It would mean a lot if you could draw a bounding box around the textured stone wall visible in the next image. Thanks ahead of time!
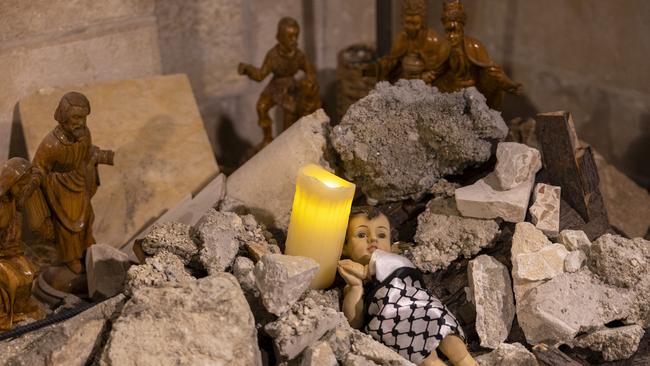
[0,0,162,164]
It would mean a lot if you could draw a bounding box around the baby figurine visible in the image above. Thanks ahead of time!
[338,207,478,366]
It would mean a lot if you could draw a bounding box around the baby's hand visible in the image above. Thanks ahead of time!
[338,259,366,286]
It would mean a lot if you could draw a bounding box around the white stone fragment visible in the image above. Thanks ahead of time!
[254,254,319,316]
[529,183,561,238]
[476,342,538,366]
[558,230,591,253]
[511,223,552,303]
[467,255,515,349]
[301,341,338,366]
[564,250,586,273]
[455,174,534,223]
[514,244,569,281]
[494,142,542,190]
[573,325,645,361]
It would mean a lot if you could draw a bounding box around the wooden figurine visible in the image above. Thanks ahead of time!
[338,207,478,366]
[0,158,44,330]
[29,92,114,281]
[375,0,449,84]
[238,17,321,147]
[433,0,522,109]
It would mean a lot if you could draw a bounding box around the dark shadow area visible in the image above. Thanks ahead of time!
[317,68,338,124]
[215,114,254,173]
[9,103,29,160]
[301,0,316,63]
[622,112,650,190]
[376,0,393,57]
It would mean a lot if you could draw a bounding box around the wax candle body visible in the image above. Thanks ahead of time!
[285,164,355,289]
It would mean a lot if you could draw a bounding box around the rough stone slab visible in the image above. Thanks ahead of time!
[494,142,542,190]
[517,269,635,345]
[102,273,262,366]
[455,173,535,223]
[140,221,198,264]
[564,250,586,273]
[86,244,131,300]
[224,109,331,230]
[467,255,515,349]
[125,250,194,295]
[331,80,507,203]
[265,298,342,360]
[409,202,500,272]
[594,151,650,238]
[558,230,591,253]
[254,254,319,316]
[511,222,552,302]
[588,234,650,327]
[322,326,415,366]
[476,343,538,366]
[514,244,569,281]
[0,295,126,366]
[0,17,162,166]
[529,183,561,238]
[573,325,645,361]
[18,75,218,249]
[301,341,338,366]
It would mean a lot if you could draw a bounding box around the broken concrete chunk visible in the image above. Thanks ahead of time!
[476,342,538,366]
[514,244,569,281]
[322,326,415,366]
[232,256,257,294]
[517,269,635,345]
[558,230,591,253]
[194,210,244,274]
[265,298,342,360]
[511,222,552,302]
[140,221,198,264]
[494,142,542,191]
[301,341,338,366]
[467,255,515,349]
[455,173,534,223]
[254,254,319,316]
[529,183,561,238]
[125,250,193,295]
[86,244,131,300]
[573,325,645,361]
[0,295,126,366]
[343,354,381,366]
[564,250,586,273]
[300,289,342,312]
[331,80,507,203]
[103,273,262,366]
[224,109,332,230]
[409,203,500,272]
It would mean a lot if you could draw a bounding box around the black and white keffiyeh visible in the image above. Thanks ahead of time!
[364,250,464,364]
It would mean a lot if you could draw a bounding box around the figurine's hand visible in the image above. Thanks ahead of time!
[508,83,523,95]
[421,71,437,84]
[338,259,366,286]
[238,63,251,76]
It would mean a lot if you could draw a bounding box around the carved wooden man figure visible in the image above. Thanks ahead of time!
[31,92,114,278]
[433,0,522,109]
[238,17,321,147]
[0,158,44,330]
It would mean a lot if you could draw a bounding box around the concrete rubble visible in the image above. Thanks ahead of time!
[528,183,561,237]
[564,250,587,273]
[331,80,507,203]
[124,250,194,295]
[494,142,542,191]
[558,229,592,253]
[573,325,645,361]
[0,295,126,366]
[467,255,515,349]
[322,326,415,366]
[223,109,333,230]
[140,221,199,264]
[476,342,538,366]
[513,244,569,281]
[254,254,319,316]
[516,269,635,345]
[86,244,131,300]
[194,209,273,274]
[455,143,541,223]
[102,273,262,366]
[300,341,338,366]
[408,199,500,272]
[510,222,554,303]
[265,298,343,360]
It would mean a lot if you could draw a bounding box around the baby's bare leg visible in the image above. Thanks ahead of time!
[438,335,478,366]
[419,350,447,366]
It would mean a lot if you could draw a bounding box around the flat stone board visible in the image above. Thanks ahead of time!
[19,74,219,248]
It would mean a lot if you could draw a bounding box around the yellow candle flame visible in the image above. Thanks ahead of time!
[285,164,355,289]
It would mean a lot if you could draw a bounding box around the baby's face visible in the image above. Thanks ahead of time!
[344,213,391,265]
